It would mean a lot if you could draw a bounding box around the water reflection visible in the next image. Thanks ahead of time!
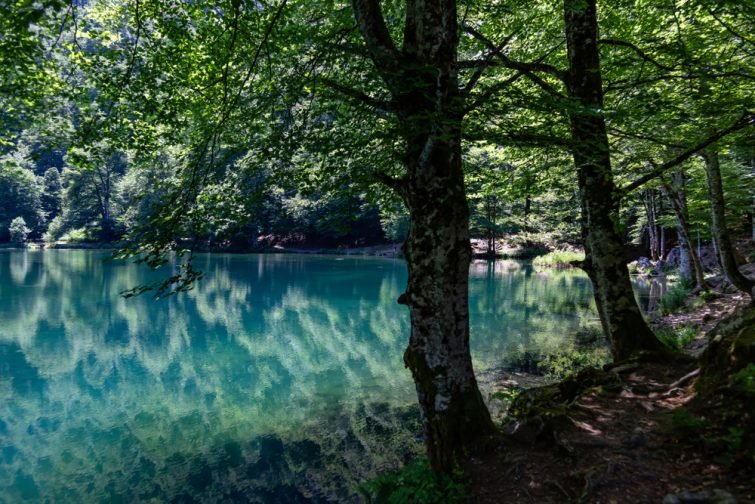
[469,260,599,369]
[632,275,668,313]
[0,251,598,502]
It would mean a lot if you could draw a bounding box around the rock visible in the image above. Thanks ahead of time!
[662,489,736,504]
[636,256,653,269]
[665,244,721,272]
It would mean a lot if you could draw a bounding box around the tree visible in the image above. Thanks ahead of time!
[349,0,495,470]
[9,216,30,244]
[702,148,755,299]
[41,167,62,220]
[661,169,708,290]
[0,146,44,241]
[563,0,668,359]
[61,144,127,241]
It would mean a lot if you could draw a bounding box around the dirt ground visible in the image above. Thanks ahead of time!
[465,284,754,504]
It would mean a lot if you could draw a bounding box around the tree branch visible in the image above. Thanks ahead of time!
[599,38,675,71]
[374,170,408,200]
[463,25,567,82]
[351,0,401,93]
[620,112,755,195]
[319,77,393,112]
[460,31,518,94]
[607,125,684,148]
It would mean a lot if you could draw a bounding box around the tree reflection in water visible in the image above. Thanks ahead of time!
[0,251,600,502]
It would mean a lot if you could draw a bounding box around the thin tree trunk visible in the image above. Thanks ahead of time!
[351,0,495,471]
[702,149,754,298]
[662,171,708,290]
[660,226,665,261]
[564,0,666,360]
[644,190,658,261]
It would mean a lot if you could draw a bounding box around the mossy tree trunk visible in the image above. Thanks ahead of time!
[564,0,667,360]
[351,0,495,472]
[702,149,755,299]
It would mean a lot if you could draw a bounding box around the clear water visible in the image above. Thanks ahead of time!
[0,251,597,503]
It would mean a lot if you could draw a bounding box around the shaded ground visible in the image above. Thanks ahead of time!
[466,272,754,504]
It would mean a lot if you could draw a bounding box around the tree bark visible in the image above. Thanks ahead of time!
[564,0,666,360]
[643,189,659,261]
[352,0,494,472]
[662,170,708,290]
[702,149,755,298]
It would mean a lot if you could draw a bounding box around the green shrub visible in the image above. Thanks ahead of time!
[359,459,466,504]
[8,216,30,244]
[532,249,585,268]
[698,290,717,302]
[655,325,697,351]
[731,364,755,395]
[60,227,89,243]
[43,216,65,242]
[660,279,693,315]
[538,346,611,380]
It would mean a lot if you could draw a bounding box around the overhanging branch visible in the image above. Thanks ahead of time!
[463,25,567,82]
[620,112,755,195]
[599,38,675,71]
[319,77,393,112]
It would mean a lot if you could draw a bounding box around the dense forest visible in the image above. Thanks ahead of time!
[1,0,754,501]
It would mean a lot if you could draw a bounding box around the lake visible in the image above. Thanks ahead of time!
[0,250,598,502]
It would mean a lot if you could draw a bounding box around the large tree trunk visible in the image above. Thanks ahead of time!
[702,149,755,298]
[564,0,666,360]
[662,170,708,290]
[351,0,494,472]
[401,125,495,472]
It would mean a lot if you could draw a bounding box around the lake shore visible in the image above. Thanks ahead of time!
[464,265,755,503]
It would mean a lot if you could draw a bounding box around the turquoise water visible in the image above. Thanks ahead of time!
[0,251,597,502]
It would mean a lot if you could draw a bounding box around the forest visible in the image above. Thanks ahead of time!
[1,0,754,502]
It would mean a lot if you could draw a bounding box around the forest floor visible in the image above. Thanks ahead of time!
[466,272,754,504]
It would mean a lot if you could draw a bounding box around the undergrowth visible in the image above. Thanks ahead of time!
[359,459,466,504]
[655,325,697,351]
[660,278,694,315]
[538,346,611,380]
[532,249,585,268]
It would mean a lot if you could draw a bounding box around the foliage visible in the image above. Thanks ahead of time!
[660,279,694,315]
[60,228,91,243]
[731,364,755,396]
[8,217,31,244]
[0,145,45,241]
[359,459,466,504]
[532,250,585,269]
[655,325,697,351]
[490,387,522,416]
[538,346,611,380]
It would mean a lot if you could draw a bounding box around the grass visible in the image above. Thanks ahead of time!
[655,325,697,351]
[532,249,585,268]
[659,278,694,315]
